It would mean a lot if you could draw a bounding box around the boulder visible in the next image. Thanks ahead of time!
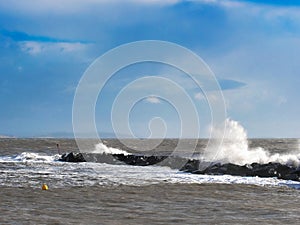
[112,154,168,166]
[59,152,86,162]
[181,160,300,182]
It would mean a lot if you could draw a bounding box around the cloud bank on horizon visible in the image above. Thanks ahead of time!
[0,0,299,138]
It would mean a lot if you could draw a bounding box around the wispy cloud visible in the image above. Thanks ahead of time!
[0,0,179,14]
[189,0,247,8]
[194,92,205,100]
[19,41,88,55]
[145,96,161,104]
[1,30,90,55]
[194,91,220,102]
[218,79,246,90]
[190,0,300,22]
[1,0,300,17]
[0,29,87,43]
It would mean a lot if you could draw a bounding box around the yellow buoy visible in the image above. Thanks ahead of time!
[42,184,49,190]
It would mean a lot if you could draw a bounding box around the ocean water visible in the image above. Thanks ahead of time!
[1,137,300,224]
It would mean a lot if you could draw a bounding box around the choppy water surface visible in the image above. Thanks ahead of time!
[1,138,300,224]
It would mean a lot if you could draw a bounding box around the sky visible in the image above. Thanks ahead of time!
[0,0,299,138]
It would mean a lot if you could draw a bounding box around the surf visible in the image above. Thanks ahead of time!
[204,119,300,166]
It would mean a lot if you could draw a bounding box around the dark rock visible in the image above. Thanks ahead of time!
[180,159,199,172]
[112,154,168,166]
[59,152,86,162]
[249,162,293,179]
[184,160,300,182]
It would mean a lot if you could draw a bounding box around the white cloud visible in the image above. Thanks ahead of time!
[1,0,300,20]
[194,92,205,100]
[19,42,42,55]
[145,96,161,104]
[0,0,179,14]
[190,0,247,8]
[191,0,300,22]
[194,91,222,103]
[19,41,88,55]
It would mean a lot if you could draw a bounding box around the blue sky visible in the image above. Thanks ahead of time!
[0,0,299,138]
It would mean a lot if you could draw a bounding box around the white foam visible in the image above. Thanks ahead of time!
[1,155,299,189]
[0,152,60,162]
[205,119,300,166]
[84,163,300,189]
[93,142,130,155]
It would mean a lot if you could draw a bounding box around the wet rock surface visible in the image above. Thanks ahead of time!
[112,154,168,166]
[59,152,86,163]
[181,159,300,182]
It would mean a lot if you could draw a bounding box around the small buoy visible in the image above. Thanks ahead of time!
[42,184,49,190]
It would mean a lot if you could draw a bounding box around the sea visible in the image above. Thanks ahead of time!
[1,136,300,224]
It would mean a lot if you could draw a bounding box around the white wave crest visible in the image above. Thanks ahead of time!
[0,152,60,162]
[205,119,300,166]
[93,143,130,155]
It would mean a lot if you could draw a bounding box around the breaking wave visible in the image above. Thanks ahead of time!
[205,119,300,166]
[90,119,300,168]
[0,152,60,163]
[93,142,130,155]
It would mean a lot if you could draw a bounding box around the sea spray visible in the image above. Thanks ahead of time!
[205,119,300,166]
[93,142,130,155]
[0,152,60,162]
